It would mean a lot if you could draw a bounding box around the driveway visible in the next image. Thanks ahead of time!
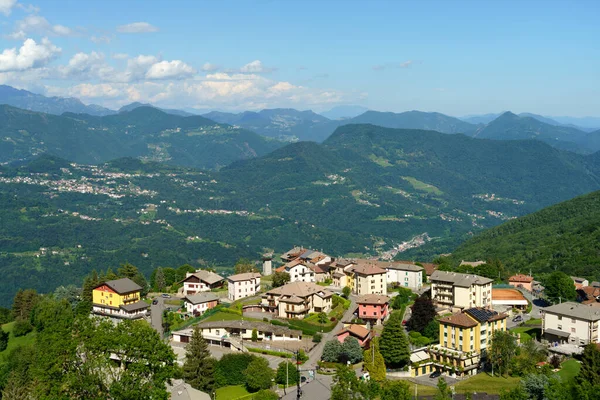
[411,374,460,387]
[151,296,165,338]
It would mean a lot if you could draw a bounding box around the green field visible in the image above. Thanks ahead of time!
[215,385,252,400]
[557,359,581,382]
[401,176,443,195]
[453,373,521,394]
[509,326,541,342]
[203,312,262,323]
[0,321,36,358]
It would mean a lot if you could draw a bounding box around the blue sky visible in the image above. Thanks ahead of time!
[0,0,598,116]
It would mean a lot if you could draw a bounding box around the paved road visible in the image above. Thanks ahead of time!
[280,373,334,400]
[151,297,165,338]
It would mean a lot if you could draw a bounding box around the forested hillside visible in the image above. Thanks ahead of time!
[450,190,600,281]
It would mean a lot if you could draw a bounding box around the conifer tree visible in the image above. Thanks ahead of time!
[182,326,216,392]
[155,267,166,291]
[363,337,386,381]
[379,313,410,368]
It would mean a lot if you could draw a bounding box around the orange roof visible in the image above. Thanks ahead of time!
[492,289,527,301]
[338,324,370,339]
[439,313,478,328]
[509,274,534,283]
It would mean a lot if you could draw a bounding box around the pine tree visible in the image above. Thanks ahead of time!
[155,267,166,291]
[182,326,216,392]
[379,314,410,368]
[363,337,386,381]
[118,262,139,279]
[105,267,118,281]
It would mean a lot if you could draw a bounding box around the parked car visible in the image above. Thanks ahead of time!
[512,315,523,322]
[152,299,158,305]
[161,293,171,298]
[429,370,441,379]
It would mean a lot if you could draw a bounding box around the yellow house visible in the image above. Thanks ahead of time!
[92,278,149,319]
[427,308,508,377]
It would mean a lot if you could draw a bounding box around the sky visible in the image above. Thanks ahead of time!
[0,0,598,116]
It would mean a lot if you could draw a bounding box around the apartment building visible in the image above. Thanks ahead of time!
[184,293,219,315]
[227,272,261,301]
[261,281,333,319]
[275,259,315,283]
[92,278,149,319]
[542,302,600,345]
[386,262,424,291]
[182,270,225,295]
[430,270,493,310]
[356,294,390,325]
[428,308,507,377]
[352,263,387,295]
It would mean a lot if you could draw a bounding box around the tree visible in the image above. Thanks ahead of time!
[489,331,518,377]
[341,336,363,364]
[391,287,412,309]
[379,314,410,368]
[12,318,33,337]
[342,286,351,298]
[575,343,600,399]
[500,387,529,400]
[117,262,139,278]
[272,271,290,288]
[12,289,39,320]
[331,365,370,400]
[434,377,452,400]
[275,361,299,386]
[544,271,576,304]
[182,326,216,392]
[214,353,257,387]
[380,379,411,400]
[422,320,440,340]
[82,270,99,302]
[318,312,328,325]
[53,285,81,307]
[322,339,343,362]
[522,373,549,400]
[243,357,274,392]
[234,258,257,274]
[104,267,118,281]
[0,328,8,352]
[251,328,258,342]
[253,389,279,400]
[0,307,13,325]
[407,295,437,333]
[363,338,386,382]
[155,267,166,291]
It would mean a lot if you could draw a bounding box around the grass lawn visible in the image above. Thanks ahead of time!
[215,385,252,400]
[0,321,36,357]
[402,381,438,397]
[557,359,580,382]
[509,326,541,342]
[526,318,542,325]
[204,312,262,323]
[453,373,521,394]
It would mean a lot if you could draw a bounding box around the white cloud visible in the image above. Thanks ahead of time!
[90,35,112,44]
[111,53,129,60]
[9,15,75,39]
[146,60,195,80]
[0,37,61,72]
[0,0,16,16]
[16,3,40,13]
[117,22,159,33]
[201,62,219,72]
[240,60,274,73]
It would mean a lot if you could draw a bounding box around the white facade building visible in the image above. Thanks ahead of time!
[227,272,261,301]
[386,263,424,291]
[542,302,600,346]
[430,270,493,310]
[184,293,219,315]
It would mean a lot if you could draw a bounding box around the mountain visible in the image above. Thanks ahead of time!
[461,113,503,125]
[474,112,592,153]
[118,102,196,117]
[349,111,479,135]
[3,123,600,304]
[551,116,600,131]
[320,105,369,120]
[0,85,115,116]
[0,105,283,169]
[450,190,600,281]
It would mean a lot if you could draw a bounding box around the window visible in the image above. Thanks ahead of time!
[558,316,563,321]
[571,318,576,323]
[444,332,447,337]
[571,327,576,333]
[558,325,562,330]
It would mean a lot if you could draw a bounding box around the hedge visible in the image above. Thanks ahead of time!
[247,347,293,358]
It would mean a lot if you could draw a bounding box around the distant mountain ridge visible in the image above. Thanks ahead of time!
[118,102,196,117]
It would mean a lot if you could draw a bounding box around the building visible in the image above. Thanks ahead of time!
[508,274,534,292]
[491,289,528,310]
[410,349,435,377]
[542,302,600,345]
[351,263,387,295]
[459,260,486,268]
[182,270,225,295]
[227,272,261,301]
[356,294,390,326]
[572,276,590,290]
[386,262,424,291]
[169,380,211,400]
[430,270,493,310]
[171,320,302,350]
[92,278,149,319]
[336,324,371,347]
[428,308,508,377]
[275,259,315,283]
[577,286,600,306]
[261,281,333,319]
[184,293,219,315]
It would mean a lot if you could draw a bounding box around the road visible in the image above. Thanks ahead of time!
[151,296,165,338]
[280,373,333,400]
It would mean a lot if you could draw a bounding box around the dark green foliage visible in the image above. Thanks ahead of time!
[0,307,12,325]
[275,361,299,385]
[251,328,258,342]
[252,389,279,400]
[379,314,410,368]
[489,331,518,377]
[322,339,343,362]
[544,271,577,304]
[422,320,440,340]
[183,326,215,392]
[243,357,274,392]
[407,295,437,333]
[12,318,33,337]
[53,285,81,307]
[272,271,291,288]
[12,289,39,320]
[380,379,411,400]
[363,338,386,382]
[500,386,529,400]
[340,336,363,364]
[342,286,351,298]
[214,353,257,387]
[154,267,166,291]
[312,333,322,343]
[575,343,600,399]
[391,287,412,309]
[234,258,257,274]
[0,328,8,352]
[435,377,452,400]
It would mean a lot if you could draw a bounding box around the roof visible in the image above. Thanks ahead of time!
[571,276,588,284]
[508,274,534,283]
[356,294,390,305]
[338,324,370,339]
[544,328,571,338]
[264,281,333,299]
[420,262,438,276]
[190,320,302,337]
[578,286,600,301]
[169,380,211,400]
[430,270,493,287]
[312,263,331,274]
[228,272,261,282]
[543,302,600,321]
[185,293,219,304]
[281,247,307,260]
[350,263,387,276]
[119,301,149,312]
[439,313,478,328]
[459,260,486,267]
[184,270,224,285]
[99,278,142,295]
[410,350,431,363]
[465,308,507,323]
[385,263,424,272]
[492,289,527,301]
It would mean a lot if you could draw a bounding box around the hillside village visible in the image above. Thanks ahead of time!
[65,246,600,399]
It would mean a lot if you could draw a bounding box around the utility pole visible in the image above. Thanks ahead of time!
[296,350,301,400]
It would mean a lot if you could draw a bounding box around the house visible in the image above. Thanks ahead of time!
[331,259,355,288]
[336,324,371,347]
[92,278,149,319]
[356,294,390,326]
[169,380,211,400]
[577,286,600,305]
[182,270,224,295]
[312,263,331,283]
[184,293,219,315]
[386,262,424,291]
[261,281,333,319]
[428,308,508,377]
[459,260,486,268]
[542,302,600,345]
[281,247,307,262]
[172,320,302,349]
[227,272,261,301]
[491,289,528,310]
[508,274,534,292]
[430,270,493,310]
[275,259,315,283]
[351,263,387,295]
[572,276,590,290]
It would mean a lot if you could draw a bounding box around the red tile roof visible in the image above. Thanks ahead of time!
[509,274,534,283]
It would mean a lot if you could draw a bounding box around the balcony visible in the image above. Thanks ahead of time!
[285,306,308,314]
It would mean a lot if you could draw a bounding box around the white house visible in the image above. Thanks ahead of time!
[181,270,224,295]
[261,281,333,319]
[430,270,493,310]
[542,302,600,346]
[275,259,315,283]
[227,272,261,301]
[386,262,424,291]
[184,293,219,315]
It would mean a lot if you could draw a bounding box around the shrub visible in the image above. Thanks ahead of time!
[313,333,323,343]
[0,329,8,352]
[12,318,33,337]
[214,353,258,387]
[251,328,258,342]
